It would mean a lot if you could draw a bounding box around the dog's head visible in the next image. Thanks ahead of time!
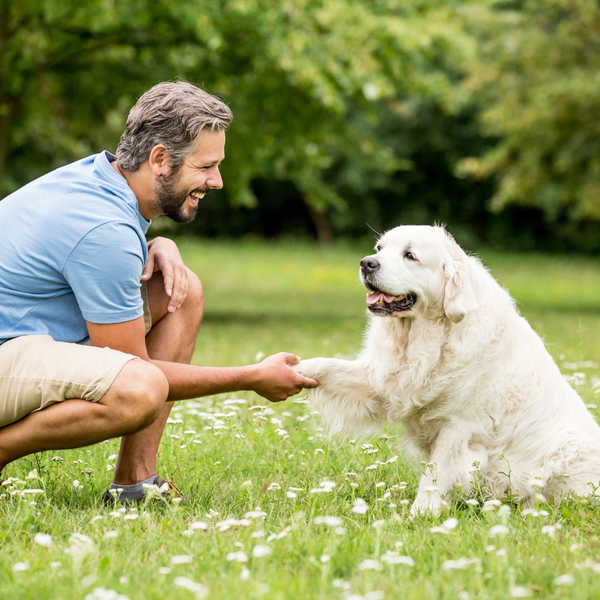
[360,225,478,323]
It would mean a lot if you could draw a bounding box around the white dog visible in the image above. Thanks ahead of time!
[296,225,600,514]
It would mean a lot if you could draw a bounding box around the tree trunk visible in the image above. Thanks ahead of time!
[304,201,335,245]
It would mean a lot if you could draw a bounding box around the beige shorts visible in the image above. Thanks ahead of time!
[0,284,153,429]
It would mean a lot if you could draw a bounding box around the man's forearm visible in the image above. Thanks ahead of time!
[150,359,258,400]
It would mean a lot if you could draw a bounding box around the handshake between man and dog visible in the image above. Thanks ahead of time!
[295,225,600,515]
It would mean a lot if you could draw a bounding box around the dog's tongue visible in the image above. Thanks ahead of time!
[366,292,396,305]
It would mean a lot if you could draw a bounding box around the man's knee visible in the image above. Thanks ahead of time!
[104,359,168,432]
[185,267,204,319]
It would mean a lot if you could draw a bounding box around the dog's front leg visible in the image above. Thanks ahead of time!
[410,427,487,516]
[294,357,386,435]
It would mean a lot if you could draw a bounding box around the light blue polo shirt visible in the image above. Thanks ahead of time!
[0,152,150,345]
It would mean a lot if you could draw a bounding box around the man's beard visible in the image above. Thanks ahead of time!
[154,170,210,224]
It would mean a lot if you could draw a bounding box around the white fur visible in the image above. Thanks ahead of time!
[296,225,600,514]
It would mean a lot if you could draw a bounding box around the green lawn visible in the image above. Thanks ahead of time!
[1,239,600,599]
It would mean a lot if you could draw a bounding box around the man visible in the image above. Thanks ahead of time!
[0,81,317,502]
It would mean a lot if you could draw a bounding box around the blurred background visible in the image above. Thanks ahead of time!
[1,0,600,252]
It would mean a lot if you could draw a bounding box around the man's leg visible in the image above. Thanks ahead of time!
[0,358,168,473]
[111,268,203,485]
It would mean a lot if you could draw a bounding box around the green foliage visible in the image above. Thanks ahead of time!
[459,0,600,220]
[2,0,600,249]
[0,0,464,208]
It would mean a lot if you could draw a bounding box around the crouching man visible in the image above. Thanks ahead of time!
[0,81,317,502]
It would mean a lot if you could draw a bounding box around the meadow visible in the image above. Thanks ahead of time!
[1,238,600,600]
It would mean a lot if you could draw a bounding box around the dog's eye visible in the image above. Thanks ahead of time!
[405,251,417,261]
[376,245,382,252]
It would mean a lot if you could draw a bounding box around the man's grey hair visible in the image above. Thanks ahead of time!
[116,81,233,172]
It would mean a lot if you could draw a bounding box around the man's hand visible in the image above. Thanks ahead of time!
[248,353,319,402]
[143,237,189,313]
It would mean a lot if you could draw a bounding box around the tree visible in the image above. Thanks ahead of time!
[1,0,470,241]
[459,0,600,221]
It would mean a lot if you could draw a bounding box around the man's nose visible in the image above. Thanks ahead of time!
[360,256,380,274]
[207,167,223,190]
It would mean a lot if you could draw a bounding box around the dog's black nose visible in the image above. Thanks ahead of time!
[360,257,380,273]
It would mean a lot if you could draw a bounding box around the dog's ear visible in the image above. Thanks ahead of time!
[442,238,478,323]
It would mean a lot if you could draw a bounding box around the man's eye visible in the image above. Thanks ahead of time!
[405,251,417,261]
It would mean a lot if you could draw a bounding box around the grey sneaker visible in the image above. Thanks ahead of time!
[101,475,186,505]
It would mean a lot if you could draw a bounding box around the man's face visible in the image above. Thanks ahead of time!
[155,129,225,224]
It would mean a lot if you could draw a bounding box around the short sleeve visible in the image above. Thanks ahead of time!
[63,221,146,324]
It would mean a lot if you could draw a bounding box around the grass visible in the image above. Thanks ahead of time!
[1,238,600,599]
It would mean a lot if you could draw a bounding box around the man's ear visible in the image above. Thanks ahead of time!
[148,144,170,176]
[442,240,478,323]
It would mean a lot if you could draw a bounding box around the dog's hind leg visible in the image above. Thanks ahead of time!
[410,428,488,516]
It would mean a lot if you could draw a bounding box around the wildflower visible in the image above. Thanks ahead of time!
[72,480,83,490]
[314,516,344,527]
[252,545,272,558]
[173,577,208,597]
[103,531,118,540]
[171,555,193,565]
[33,533,53,548]
[189,521,208,531]
[442,518,458,530]
[442,558,481,571]
[266,526,291,542]
[380,552,414,566]
[12,562,29,572]
[489,525,509,537]
[243,510,266,519]
[310,481,336,494]
[352,498,369,515]
[286,491,297,499]
[84,589,130,600]
[358,559,382,571]
[583,560,600,573]
[430,518,458,535]
[50,561,62,569]
[482,499,502,512]
[68,533,96,556]
[509,586,532,598]
[215,518,252,532]
[541,524,561,538]
[226,551,249,563]
[553,574,574,586]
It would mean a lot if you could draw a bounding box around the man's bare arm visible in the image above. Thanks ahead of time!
[86,317,317,402]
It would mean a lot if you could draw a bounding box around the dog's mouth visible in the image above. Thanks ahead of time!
[365,288,417,314]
